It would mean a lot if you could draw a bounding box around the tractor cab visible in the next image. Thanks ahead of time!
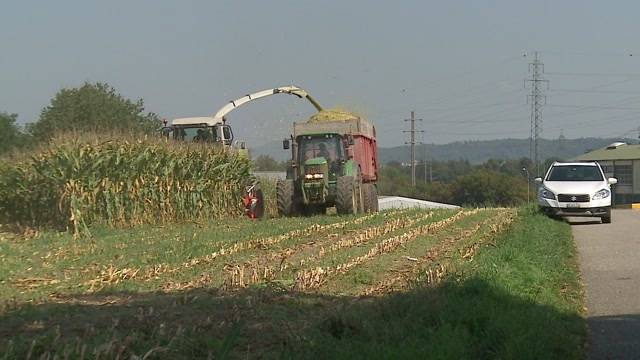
[297,134,345,181]
[299,134,343,162]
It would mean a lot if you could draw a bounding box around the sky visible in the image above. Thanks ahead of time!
[1,1,640,147]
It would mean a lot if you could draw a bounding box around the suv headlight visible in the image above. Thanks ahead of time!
[592,189,610,200]
[539,187,556,200]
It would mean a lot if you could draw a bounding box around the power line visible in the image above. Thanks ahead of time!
[547,104,640,110]
[417,101,521,112]
[543,94,640,121]
[604,126,640,139]
[410,55,526,94]
[549,89,640,95]
[546,72,640,77]
[427,103,526,126]
[546,112,640,132]
[418,73,525,108]
[428,128,528,136]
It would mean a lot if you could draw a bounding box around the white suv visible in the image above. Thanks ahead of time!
[536,162,617,223]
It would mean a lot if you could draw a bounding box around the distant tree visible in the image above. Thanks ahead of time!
[28,82,161,140]
[379,159,529,206]
[253,154,285,171]
[0,112,30,154]
[450,169,527,206]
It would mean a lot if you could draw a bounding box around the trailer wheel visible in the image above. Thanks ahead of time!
[356,181,364,214]
[336,176,357,215]
[356,169,364,214]
[362,183,372,213]
[371,184,379,212]
[362,183,379,213]
[276,179,296,216]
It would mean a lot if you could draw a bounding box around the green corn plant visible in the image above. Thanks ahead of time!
[0,134,253,237]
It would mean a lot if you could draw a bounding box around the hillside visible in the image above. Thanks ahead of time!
[253,137,637,164]
[380,137,637,164]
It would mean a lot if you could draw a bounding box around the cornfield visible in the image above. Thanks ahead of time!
[0,134,252,237]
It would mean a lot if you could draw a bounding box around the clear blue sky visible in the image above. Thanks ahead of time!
[2,1,639,146]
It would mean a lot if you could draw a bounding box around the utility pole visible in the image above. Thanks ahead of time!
[423,143,427,184]
[429,142,434,182]
[525,51,549,176]
[404,111,423,187]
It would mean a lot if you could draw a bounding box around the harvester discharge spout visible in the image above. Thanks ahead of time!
[213,85,323,122]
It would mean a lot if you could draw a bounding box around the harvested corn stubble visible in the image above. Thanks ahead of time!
[294,209,478,291]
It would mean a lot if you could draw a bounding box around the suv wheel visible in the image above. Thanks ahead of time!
[601,208,612,224]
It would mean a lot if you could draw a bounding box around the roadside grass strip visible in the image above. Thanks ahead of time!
[360,209,516,296]
[221,211,439,289]
[294,209,479,291]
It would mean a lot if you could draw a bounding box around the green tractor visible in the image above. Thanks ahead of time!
[277,114,379,216]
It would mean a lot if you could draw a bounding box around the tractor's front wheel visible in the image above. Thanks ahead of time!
[276,179,296,216]
[336,176,358,215]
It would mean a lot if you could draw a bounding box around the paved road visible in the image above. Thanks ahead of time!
[572,210,640,359]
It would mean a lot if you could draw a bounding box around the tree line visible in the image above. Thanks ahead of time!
[1,82,160,156]
[376,158,553,207]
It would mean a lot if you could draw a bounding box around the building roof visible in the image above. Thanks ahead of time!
[573,143,640,161]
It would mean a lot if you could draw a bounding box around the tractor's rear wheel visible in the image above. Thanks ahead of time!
[362,183,379,213]
[276,179,296,216]
[336,176,357,214]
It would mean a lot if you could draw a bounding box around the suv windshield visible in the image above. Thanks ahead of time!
[546,165,604,181]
